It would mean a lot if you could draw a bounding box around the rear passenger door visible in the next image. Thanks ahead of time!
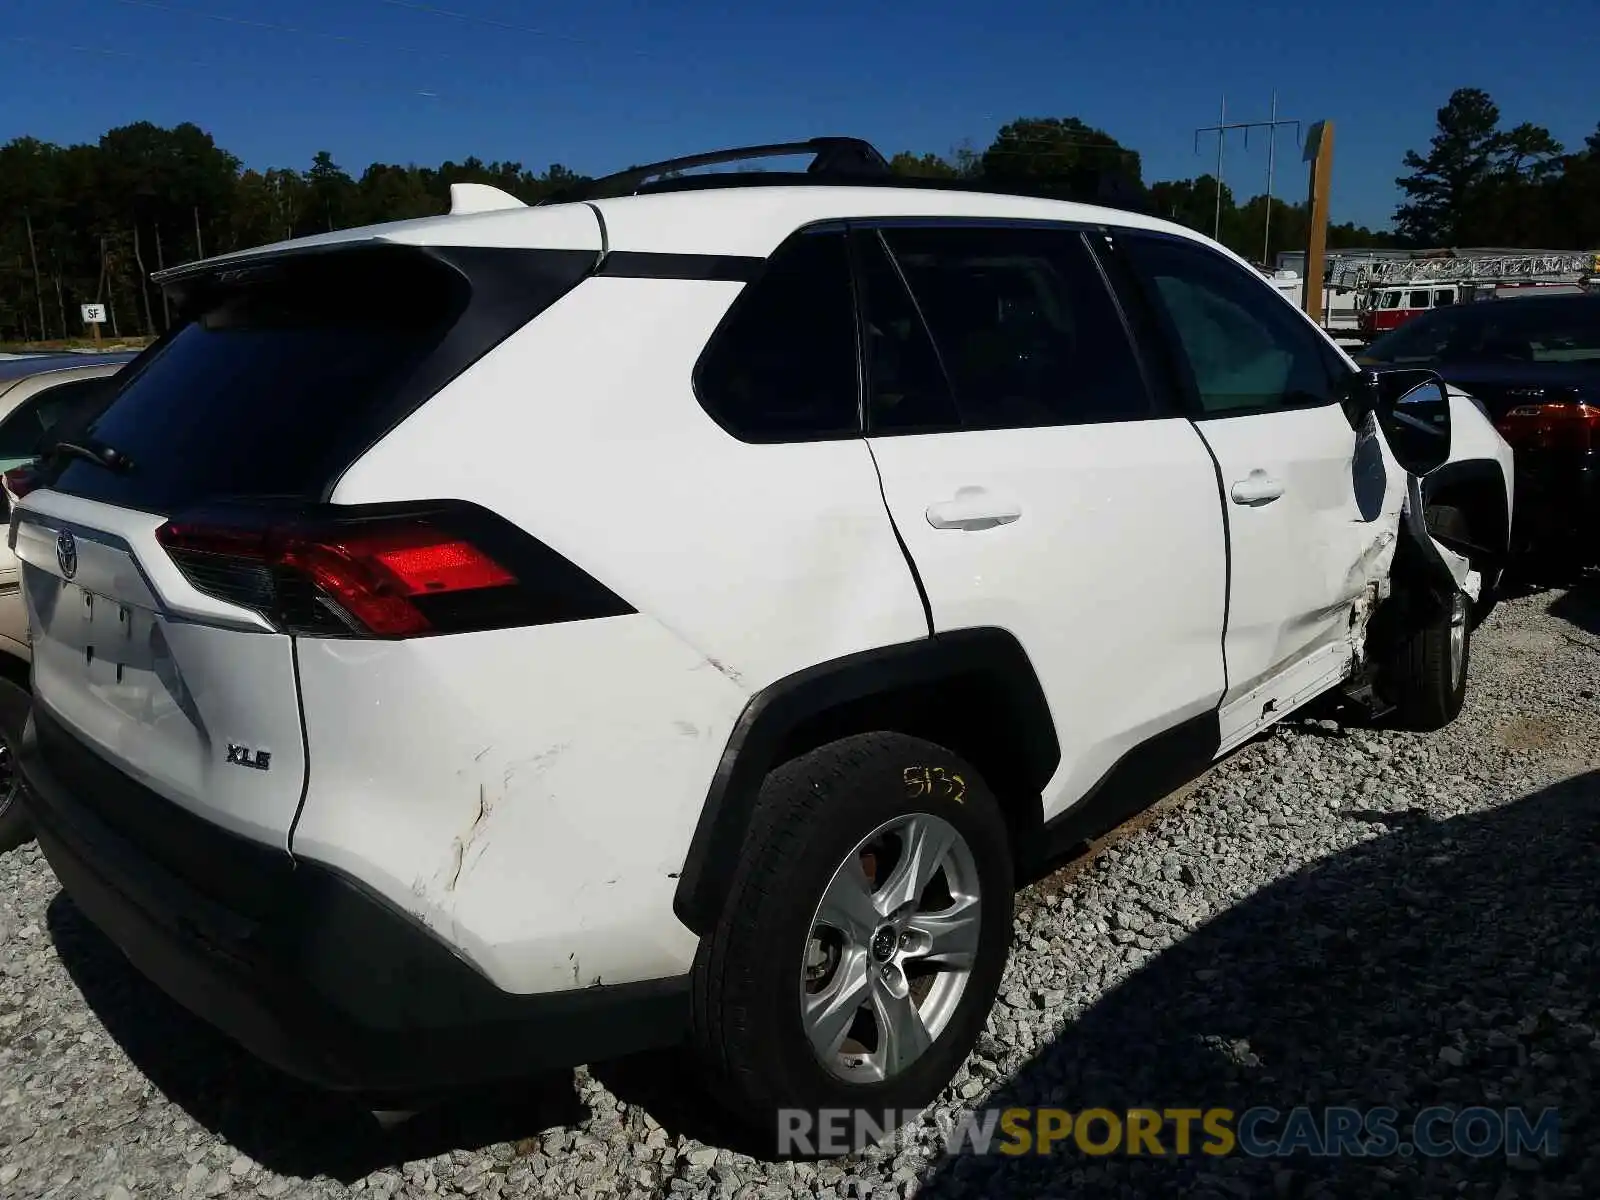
[858,222,1229,821]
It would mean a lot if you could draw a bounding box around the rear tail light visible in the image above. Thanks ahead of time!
[155,503,632,638]
[1494,396,1600,451]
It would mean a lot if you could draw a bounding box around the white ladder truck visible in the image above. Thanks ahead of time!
[1335,251,1600,340]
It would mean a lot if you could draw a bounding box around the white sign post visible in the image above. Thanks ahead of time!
[80,303,107,347]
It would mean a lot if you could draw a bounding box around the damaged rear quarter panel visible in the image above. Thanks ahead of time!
[288,614,751,995]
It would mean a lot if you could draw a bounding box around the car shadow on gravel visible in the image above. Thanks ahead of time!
[911,769,1600,1199]
[1546,574,1600,640]
[44,895,587,1182]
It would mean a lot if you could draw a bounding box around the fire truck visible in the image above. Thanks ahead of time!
[1329,252,1600,339]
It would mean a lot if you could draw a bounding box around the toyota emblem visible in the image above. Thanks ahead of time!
[56,529,77,580]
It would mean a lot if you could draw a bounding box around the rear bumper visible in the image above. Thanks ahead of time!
[19,704,688,1098]
[1510,451,1600,555]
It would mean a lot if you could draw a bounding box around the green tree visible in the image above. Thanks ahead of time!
[302,150,358,234]
[1395,88,1505,244]
[1393,88,1562,246]
[888,152,960,179]
[1541,121,1600,248]
[980,117,1143,204]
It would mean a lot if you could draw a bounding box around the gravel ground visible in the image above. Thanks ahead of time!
[3,578,1599,1199]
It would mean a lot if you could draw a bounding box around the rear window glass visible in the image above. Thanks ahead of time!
[0,376,120,473]
[47,248,472,512]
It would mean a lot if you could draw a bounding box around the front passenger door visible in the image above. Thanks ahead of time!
[1119,232,1406,750]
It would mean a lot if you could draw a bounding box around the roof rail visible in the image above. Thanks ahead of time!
[536,134,1156,218]
[539,137,891,205]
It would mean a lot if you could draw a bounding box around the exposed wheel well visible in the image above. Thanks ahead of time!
[1423,472,1509,622]
[767,671,1046,878]
[1425,479,1507,567]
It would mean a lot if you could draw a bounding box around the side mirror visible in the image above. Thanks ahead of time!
[1368,368,1452,477]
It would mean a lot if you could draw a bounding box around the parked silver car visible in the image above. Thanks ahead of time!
[0,352,137,850]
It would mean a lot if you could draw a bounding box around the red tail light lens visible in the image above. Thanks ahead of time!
[1494,399,1600,451]
[155,505,630,638]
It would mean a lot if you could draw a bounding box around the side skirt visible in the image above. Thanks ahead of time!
[1035,710,1220,872]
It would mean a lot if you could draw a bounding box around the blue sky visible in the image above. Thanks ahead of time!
[4,0,1597,230]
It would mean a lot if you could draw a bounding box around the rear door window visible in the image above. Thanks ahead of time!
[877,224,1152,429]
[853,230,960,433]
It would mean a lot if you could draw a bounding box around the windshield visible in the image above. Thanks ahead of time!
[1364,298,1600,366]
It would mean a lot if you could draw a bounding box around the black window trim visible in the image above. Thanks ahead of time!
[1079,229,1181,420]
[1108,229,1347,422]
[694,214,1362,445]
[848,225,963,439]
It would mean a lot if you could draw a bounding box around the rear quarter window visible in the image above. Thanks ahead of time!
[693,228,860,442]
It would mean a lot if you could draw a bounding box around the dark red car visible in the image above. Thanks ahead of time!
[1359,293,1600,564]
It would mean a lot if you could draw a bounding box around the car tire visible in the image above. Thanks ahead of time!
[690,732,1014,1154]
[1386,501,1473,731]
[0,678,31,853]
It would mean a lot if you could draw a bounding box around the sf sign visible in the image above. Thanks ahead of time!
[80,303,107,325]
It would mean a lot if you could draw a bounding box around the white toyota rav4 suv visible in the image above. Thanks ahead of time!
[13,139,1513,1140]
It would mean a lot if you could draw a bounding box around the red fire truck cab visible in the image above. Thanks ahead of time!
[1358,279,1589,339]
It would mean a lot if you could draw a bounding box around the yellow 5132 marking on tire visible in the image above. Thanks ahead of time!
[904,765,966,803]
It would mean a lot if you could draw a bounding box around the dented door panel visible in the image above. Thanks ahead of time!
[1195,402,1407,716]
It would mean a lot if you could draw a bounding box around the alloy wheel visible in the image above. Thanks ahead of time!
[800,812,982,1083]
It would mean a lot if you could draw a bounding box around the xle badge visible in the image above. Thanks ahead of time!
[226,744,272,772]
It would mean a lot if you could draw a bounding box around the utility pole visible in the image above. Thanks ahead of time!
[1195,95,1226,241]
[23,212,45,341]
[1262,92,1281,267]
[1195,93,1301,260]
[1302,120,1336,322]
[155,225,170,331]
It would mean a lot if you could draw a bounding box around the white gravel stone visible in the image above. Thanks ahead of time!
[2,581,1598,1198]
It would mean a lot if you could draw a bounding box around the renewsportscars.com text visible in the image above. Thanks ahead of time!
[777,1105,1562,1159]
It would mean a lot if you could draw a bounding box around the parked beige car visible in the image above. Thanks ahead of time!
[0,353,135,850]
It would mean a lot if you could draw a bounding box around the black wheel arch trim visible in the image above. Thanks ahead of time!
[1413,457,1511,620]
[671,627,1060,934]
[1420,457,1511,553]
